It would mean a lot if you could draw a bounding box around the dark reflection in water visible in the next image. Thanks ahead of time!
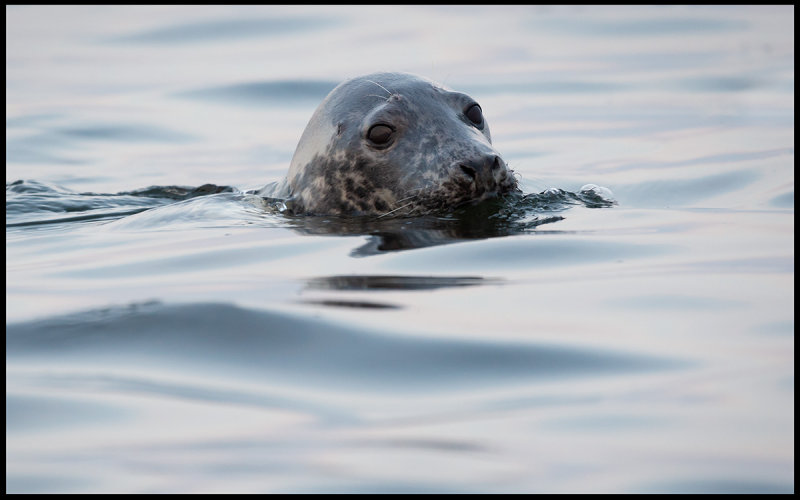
[299,299,402,310]
[273,187,612,256]
[302,276,498,309]
[307,275,491,291]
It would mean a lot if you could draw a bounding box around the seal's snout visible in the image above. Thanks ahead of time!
[456,154,508,192]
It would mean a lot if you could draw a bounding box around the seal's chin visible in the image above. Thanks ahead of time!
[459,181,521,207]
[450,192,500,210]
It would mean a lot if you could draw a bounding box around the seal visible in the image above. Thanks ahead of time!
[269,72,519,216]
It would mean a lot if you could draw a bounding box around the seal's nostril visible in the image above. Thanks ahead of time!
[460,164,477,180]
[491,157,500,170]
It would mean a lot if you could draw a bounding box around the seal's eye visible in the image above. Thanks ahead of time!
[367,124,394,145]
[465,104,483,126]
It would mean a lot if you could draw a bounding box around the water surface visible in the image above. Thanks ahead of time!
[6,5,794,494]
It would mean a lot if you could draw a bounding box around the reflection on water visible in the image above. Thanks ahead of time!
[299,299,402,309]
[306,275,491,291]
[275,187,611,255]
[5,5,794,494]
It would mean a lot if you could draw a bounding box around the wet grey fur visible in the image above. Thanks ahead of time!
[263,72,520,216]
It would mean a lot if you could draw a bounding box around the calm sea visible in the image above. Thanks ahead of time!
[6,5,794,493]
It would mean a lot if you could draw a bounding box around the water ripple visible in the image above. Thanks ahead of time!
[108,17,339,44]
[175,80,338,107]
[7,301,688,393]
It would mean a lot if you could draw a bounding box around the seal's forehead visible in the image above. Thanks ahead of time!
[343,73,459,97]
[320,72,484,126]
[345,73,477,106]
[400,77,478,107]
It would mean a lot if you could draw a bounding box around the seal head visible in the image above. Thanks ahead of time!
[283,72,519,215]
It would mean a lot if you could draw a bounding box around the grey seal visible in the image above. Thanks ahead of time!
[268,72,520,216]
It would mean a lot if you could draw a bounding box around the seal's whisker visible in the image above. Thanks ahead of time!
[365,79,393,97]
[395,190,424,203]
[400,187,425,195]
[366,94,390,101]
[376,201,416,219]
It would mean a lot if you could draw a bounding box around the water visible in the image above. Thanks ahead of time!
[5,5,794,494]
